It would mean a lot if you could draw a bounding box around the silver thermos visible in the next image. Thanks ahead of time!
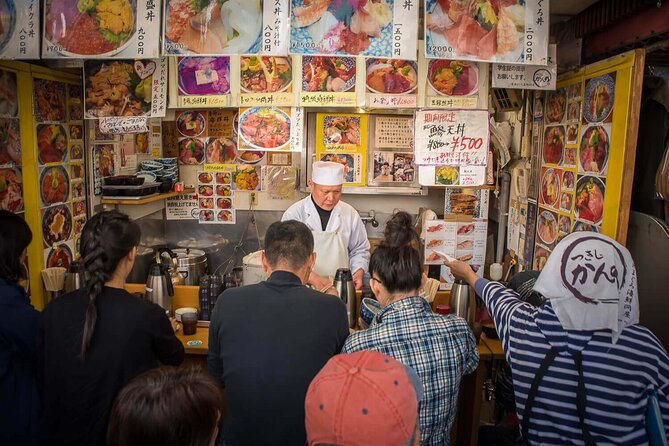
[450,279,472,324]
[64,261,83,293]
[333,268,356,329]
[146,263,174,314]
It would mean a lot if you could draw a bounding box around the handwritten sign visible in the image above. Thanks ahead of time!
[428,97,478,109]
[367,94,417,109]
[238,92,294,107]
[493,44,557,90]
[299,92,356,107]
[99,117,149,134]
[289,107,304,152]
[414,109,489,166]
[203,164,237,172]
[178,95,230,108]
[151,58,168,117]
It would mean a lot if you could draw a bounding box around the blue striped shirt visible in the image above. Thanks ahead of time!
[343,296,479,446]
[477,279,669,445]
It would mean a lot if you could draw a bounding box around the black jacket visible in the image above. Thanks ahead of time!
[0,279,40,445]
[208,270,349,446]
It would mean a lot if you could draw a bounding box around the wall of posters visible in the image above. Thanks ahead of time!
[315,113,368,187]
[43,0,161,58]
[0,0,40,59]
[163,0,289,56]
[424,0,549,65]
[532,50,643,270]
[289,0,418,58]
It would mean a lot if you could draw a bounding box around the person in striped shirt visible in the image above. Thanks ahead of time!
[445,232,669,445]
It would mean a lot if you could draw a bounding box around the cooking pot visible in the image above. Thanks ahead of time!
[162,248,208,286]
[242,251,266,286]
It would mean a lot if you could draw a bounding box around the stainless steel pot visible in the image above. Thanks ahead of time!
[163,248,208,286]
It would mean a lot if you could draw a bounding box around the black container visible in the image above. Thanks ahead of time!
[103,175,145,186]
[210,274,223,315]
[198,275,210,321]
[102,182,160,197]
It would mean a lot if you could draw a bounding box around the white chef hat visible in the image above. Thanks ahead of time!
[311,161,345,186]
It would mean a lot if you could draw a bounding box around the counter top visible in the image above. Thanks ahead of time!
[176,325,209,355]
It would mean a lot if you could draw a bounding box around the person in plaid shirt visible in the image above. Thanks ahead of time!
[343,212,479,446]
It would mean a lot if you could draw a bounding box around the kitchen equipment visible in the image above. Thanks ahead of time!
[146,255,175,314]
[158,248,186,288]
[334,268,356,329]
[163,248,208,286]
[64,261,83,293]
[242,251,266,285]
[450,279,473,325]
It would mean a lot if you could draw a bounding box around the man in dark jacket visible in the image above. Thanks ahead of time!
[208,220,349,446]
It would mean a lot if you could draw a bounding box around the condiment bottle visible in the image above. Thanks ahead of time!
[209,274,223,316]
[198,275,210,322]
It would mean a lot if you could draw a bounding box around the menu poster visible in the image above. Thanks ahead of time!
[425,59,481,108]
[372,152,415,183]
[0,0,40,59]
[414,109,489,166]
[289,0,418,59]
[439,220,487,290]
[163,0,289,56]
[92,143,116,196]
[444,188,489,219]
[43,0,161,58]
[424,219,456,265]
[177,57,232,108]
[374,116,413,149]
[237,107,294,153]
[365,59,419,108]
[0,70,22,212]
[239,55,295,107]
[299,56,357,107]
[315,113,368,187]
[84,60,161,119]
[424,0,549,65]
[196,170,235,224]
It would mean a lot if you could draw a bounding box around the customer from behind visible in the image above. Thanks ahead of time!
[208,219,350,446]
[38,210,184,445]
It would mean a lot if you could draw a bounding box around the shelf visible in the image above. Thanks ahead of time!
[101,188,195,205]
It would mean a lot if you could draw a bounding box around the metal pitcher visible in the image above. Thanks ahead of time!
[333,268,356,329]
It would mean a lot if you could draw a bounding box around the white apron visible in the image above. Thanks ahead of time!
[311,229,349,278]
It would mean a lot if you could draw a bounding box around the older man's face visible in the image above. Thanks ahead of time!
[309,181,342,211]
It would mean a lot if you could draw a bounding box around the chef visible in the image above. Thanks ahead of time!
[282,161,370,290]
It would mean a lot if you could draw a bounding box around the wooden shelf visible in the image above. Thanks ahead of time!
[101,188,195,205]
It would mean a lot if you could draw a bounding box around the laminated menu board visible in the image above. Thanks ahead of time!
[299,56,358,107]
[532,50,644,270]
[163,0,289,56]
[238,56,296,107]
[0,69,23,213]
[365,58,419,108]
[175,109,236,165]
[176,57,232,108]
[0,0,40,58]
[196,169,235,224]
[424,0,549,65]
[289,0,418,59]
[315,113,368,187]
[43,0,161,58]
[237,106,295,152]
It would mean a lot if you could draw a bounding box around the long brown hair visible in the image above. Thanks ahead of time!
[79,211,140,359]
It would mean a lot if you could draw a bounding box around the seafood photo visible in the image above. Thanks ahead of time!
[0,167,23,212]
[42,205,72,247]
[198,185,214,196]
[322,115,360,145]
[435,166,459,185]
[37,125,68,165]
[240,56,292,94]
[543,126,564,165]
[206,137,236,163]
[575,176,605,224]
[540,168,560,208]
[177,111,206,137]
[239,107,291,150]
[562,170,574,190]
[425,0,526,61]
[533,246,550,271]
[560,192,573,212]
[290,0,394,55]
[85,60,153,118]
[45,0,136,56]
[40,166,70,206]
[303,56,356,92]
[216,172,231,184]
[70,144,84,161]
[178,57,231,95]
[47,244,73,269]
[558,215,571,234]
[198,172,213,183]
[237,151,265,165]
[217,210,234,222]
[428,60,478,96]
[579,126,609,173]
[0,118,20,165]
[216,185,232,196]
[179,138,205,164]
[545,89,566,123]
[233,166,261,190]
[320,153,355,182]
[0,70,18,117]
[34,80,66,122]
[68,85,84,120]
[584,74,615,122]
[366,59,417,94]
[164,0,262,54]
[449,191,478,215]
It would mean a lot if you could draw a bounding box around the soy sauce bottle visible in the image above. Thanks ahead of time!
[198,275,210,321]
[209,274,223,316]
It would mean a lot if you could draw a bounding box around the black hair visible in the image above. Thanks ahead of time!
[79,211,140,359]
[264,220,314,269]
[0,210,32,283]
[370,212,423,294]
[106,367,224,446]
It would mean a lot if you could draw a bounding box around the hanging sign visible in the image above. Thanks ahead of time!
[289,0,418,58]
[424,0,549,64]
[413,109,489,166]
[43,0,160,58]
[493,44,557,90]
[0,0,40,59]
[163,0,289,56]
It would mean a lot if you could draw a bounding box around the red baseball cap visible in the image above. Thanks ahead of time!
[305,351,421,446]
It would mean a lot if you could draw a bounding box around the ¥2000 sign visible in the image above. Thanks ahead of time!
[413,109,489,166]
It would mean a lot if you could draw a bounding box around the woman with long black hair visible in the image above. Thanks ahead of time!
[0,211,40,445]
[38,210,184,445]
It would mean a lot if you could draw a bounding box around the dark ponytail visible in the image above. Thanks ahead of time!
[79,211,140,359]
[370,211,423,294]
